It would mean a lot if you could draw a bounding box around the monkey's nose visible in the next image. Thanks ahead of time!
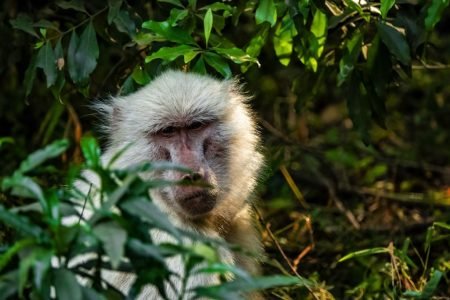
[182,171,203,183]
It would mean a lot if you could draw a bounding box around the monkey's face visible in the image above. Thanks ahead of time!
[149,120,229,219]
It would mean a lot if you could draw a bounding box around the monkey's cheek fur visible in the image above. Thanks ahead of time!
[175,190,217,217]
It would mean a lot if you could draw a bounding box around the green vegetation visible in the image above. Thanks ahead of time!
[1,0,449,299]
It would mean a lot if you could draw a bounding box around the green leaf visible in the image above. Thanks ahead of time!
[195,275,307,297]
[380,0,395,19]
[338,247,389,262]
[121,197,181,240]
[403,270,442,299]
[2,174,48,211]
[213,47,257,64]
[32,250,52,293]
[93,222,127,269]
[255,0,277,27]
[53,268,83,300]
[204,8,213,47]
[310,9,327,59]
[0,206,44,238]
[377,22,411,65]
[131,66,151,85]
[67,22,99,83]
[18,139,69,174]
[142,20,195,44]
[127,239,167,265]
[145,45,199,63]
[158,0,184,8]
[81,287,107,300]
[56,0,87,13]
[167,8,189,26]
[0,239,34,271]
[36,42,57,87]
[338,30,363,86]
[246,23,269,59]
[24,54,38,97]
[192,56,207,74]
[113,10,136,37]
[10,13,39,37]
[273,15,296,66]
[108,0,123,24]
[204,52,232,78]
[425,0,450,30]
[81,136,101,168]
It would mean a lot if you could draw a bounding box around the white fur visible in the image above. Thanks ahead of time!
[78,70,264,299]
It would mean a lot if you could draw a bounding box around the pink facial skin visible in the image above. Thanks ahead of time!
[149,120,228,218]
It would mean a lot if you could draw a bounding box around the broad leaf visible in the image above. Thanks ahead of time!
[204,52,232,78]
[18,139,68,174]
[213,47,257,64]
[380,0,395,19]
[108,0,123,24]
[377,22,411,65]
[36,42,57,87]
[337,30,363,86]
[113,10,136,37]
[93,222,127,269]
[425,0,450,30]
[255,0,277,27]
[56,0,87,13]
[80,136,101,169]
[10,14,39,37]
[145,45,199,63]
[53,268,83,300]
[142,21,195,44]
[0,206,44,238]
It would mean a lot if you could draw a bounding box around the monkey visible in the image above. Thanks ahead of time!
[79,70,264,299]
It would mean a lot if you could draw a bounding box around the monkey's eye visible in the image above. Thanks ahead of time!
[160,126,176,136]
[188,121,205,130]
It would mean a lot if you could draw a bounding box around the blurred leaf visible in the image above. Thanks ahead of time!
[142,20,195,44]
[107,0,123,24]
[195,275,307,297]
[0,239,34,271]
[204,52,232,78]
[2,175,47,209]
[67,22,99,83]
[377,22,411,65]
[131,66,151,85]
[36,42,57,87]
[121,197,181,240]
[0,271,19,299]
[53,268,82,300]
[81,136,102,168]
[9,14,39,38]
[167,8,189,26]
[381,0,395,19]
[364,164,388,183]
[425,0,450,30]
[113,10,136,37]
[204,8,213,47]
[255,0,277,27]
[145,45,199,63]
[246,23,269,58]
[56,0,87,13]
[127,239,167,265]
[0,206,44,238]
[158,0,184,8]
[24,54,37,97]
[346,79,371,144]
[93,222,127,269]
[32,250,52,293]
[338,247,389,262]
[338,30,362,86]
[18,139,68,174]
[403,270,442,299]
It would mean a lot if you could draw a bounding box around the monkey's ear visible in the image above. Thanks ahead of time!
[91,98,123,135]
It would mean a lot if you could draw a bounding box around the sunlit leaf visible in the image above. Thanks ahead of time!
[381,0,395,19]
[81,136,101,168]
[255,0,277,27]
[204,8,213,47]
[213,47,257,64]
[142,20,195,44]
[145,45,199,63]
[273,15,296,66]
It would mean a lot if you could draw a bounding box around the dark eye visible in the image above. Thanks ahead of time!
[188,121,204,130]
[160,126,176,136]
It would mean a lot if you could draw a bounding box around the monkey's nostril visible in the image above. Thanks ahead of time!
[182,172,203,182]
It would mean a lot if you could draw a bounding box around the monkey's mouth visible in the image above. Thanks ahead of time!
[176,190,217,217]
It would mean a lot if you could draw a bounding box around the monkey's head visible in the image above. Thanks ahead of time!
[97,70,263,221]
